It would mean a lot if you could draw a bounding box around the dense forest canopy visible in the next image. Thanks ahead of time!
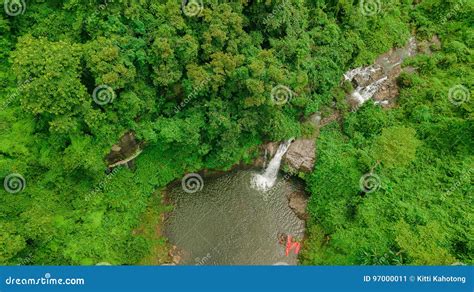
[0,0,472,265]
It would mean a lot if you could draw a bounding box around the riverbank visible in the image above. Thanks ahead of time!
[135,189,173,265]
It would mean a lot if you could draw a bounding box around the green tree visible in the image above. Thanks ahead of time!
[372,126,421,169]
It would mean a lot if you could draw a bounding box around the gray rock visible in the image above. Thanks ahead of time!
[283,139,316,172]
[288,191,308,220]
[307,113,322,127]
[106,132,139,167]
[169,245,183,265]
[265,142,280,157]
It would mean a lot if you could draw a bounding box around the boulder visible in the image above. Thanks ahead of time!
[307,113,321,127]
[288,191,308,220]
[169,245,183,265]
[283,139,316,172]
[106,132,141,168]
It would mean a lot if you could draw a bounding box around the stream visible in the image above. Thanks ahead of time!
[163,37,418,265]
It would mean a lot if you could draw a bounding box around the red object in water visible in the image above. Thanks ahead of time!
[285,235,301,256]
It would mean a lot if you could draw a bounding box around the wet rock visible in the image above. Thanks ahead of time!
[277,233,288,245]
[283,139,316,173]
[257,139,315,173]
[307,113,322,127]
[111,144,121,152]
[344,37,418,108]
[169,245,183,265]
[264,142,280,157]
[254,156,265,168]
[106,132,142,168]
[288,191,308,220]
[255,142,280,168]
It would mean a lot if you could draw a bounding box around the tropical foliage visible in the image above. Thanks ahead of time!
[0,0,471,265]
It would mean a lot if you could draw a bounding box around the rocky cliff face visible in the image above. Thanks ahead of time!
[283,139,316,173]
[106,132,141,168]
[287,191,308,220]
[345,37,418,108]
[257,139,316,173]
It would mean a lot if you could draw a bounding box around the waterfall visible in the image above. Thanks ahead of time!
[251,139,293,191]
[350,76,388,105]
[344,37,418,107]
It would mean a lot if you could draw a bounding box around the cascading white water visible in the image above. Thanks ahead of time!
[344,37,418,107]
[350,76,388,105]
[251,139,293,191]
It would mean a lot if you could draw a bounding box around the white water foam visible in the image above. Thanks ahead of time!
[344,37,417,107]
[350,76,388,105]
[251,139,293,192]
